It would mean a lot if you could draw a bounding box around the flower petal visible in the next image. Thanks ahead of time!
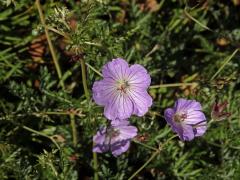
[102,58,129,80]
[181,124,195,141]
[92,78,117,106]
[185,111,206,125]
[128,64,151,89]
[93,128,109,153]
[111,140,130,157]
[128,89,152,117]
[193,122,207,137]
[175,98,202,112]
[111,119,130,126]
[104,93,134,120]
[118,125,138,139]
[164,108,175,124]
[164,108,183,135]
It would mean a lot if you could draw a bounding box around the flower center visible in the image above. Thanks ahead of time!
[104,127,120,147]
[173,113,187,123]
[117,80,130,94]
[106,128,120,139]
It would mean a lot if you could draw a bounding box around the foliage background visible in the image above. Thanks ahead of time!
[0,0,240,179]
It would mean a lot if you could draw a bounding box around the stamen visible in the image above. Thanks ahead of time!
[106,127,120,138]
[117,80,130,94]
[173,113,187,123]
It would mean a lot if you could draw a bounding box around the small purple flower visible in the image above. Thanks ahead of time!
[164,98,207,141]
[93,119,138,157]
[92,58,152,120]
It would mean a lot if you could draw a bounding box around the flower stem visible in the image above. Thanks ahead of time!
[70,113,78,148]
[93,149,99,180]
[128,150,159,180]
[128,135,177,180]
[47,26,70,40]
[210,49,238,81]
[85,62,103,77]
[80,58,98,180]
[184,8,213,32]
[150,82,198,89]
[207,119,215,128]
[22,125,61,151]
[80,59,90,99]
[133,140,158,151]
[33,111,71,116]
[35,0,64,89]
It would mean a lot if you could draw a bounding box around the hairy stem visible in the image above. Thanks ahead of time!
[133,140,158,151]
[210,49,239,81]
[70,113,78,148]
[128,135,177,180]
[150,82,198,89]
[35,0,64,89]
[93,150,99,180]
[85,62,103,77]
[80,58,98,180]
[80,59,90,99]
[22,125,61,151]
[128,150,159,180]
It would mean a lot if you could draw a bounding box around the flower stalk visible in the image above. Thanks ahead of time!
[79,57,98,180]
[80,59,90,100]
[210,49,238,80]
[128,135,177,180]
[133,140,157,151]
[93,151,99,180]
[22,125,61,151]
[35,0,64,89]
[70,113,77,148]
[128,150,159,180]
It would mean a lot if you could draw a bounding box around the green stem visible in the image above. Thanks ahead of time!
[80,59,90,99]
[184,8,213,32]
[210,49,239,81]
[70,113,78,148]
[47,26,70,40]
[207,119,215,128]
[23,125,65,171]
[83,41,102,47]
[80,58,98,180]
[150,82,198,89]
[128,150,159,180]
[35,0,64,89]
[133,140,158,151]
[33,111,71,116]
[22,125,61,151]
[161,134,178,147]
[49,162,59,177]
[85,62,103,77]
[128,135,177,180]
[93,150,99,180]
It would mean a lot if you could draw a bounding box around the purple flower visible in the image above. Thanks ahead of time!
[164,98,207,141]
[92,58,152,120]
[93,119,138,156]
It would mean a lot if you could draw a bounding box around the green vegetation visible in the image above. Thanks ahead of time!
[0,0,240,179]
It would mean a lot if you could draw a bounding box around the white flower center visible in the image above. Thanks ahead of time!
[116,79,130,94]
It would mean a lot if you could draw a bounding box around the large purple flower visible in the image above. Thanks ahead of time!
[164,98,207,141]
[93,119,137,157]
[92,58,152,120]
